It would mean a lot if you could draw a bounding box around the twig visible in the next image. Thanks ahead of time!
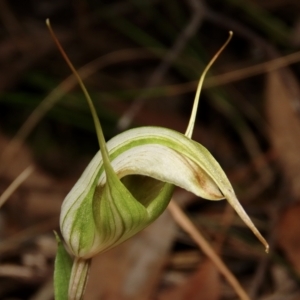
[203,5,277,57]
[116,0,206,131]
[168,199,250,300]
[213,203,235,254]
[0,216,59,256]
[0,264,35,280]
[0,165,34,209]
[248,196,281,299]
[138,48,300,98]
[205,48,300,88]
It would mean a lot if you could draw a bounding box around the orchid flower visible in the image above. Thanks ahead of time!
[47,22,268,300]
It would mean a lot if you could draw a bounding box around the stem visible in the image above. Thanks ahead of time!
[168,199,250,300]
[68,258,91,300]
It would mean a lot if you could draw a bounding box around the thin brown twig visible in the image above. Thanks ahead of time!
[168,199,250,300]
[149,48,300,98]
[0,165,34,209]
[116,0,206,131]
[204,49,300,88]
[248,195,281,299]
[0,216,59,256]
[213,203,235,254]
[0,264,35,280]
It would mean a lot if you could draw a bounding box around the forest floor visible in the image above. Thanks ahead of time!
[1,1,300,299]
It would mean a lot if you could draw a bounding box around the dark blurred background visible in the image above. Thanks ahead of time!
[1,0,300,299]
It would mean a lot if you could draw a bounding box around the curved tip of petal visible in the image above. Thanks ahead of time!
[225,191,269,252]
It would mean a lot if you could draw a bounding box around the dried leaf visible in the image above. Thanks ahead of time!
[277,203,300,273]
[265,70,300,197]
[159,259,220,300]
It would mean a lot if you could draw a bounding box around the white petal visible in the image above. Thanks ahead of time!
[98,144,224,200]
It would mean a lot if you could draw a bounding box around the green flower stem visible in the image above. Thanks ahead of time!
[68,258,91,300]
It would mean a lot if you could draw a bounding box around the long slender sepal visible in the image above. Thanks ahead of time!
[184,31,268,252]
[185,31,233,139]
[46,19,113,175]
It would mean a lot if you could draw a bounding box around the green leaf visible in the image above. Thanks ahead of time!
[54,232,73,300]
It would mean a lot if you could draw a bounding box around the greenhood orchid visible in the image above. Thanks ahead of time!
[47,21,268,300]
